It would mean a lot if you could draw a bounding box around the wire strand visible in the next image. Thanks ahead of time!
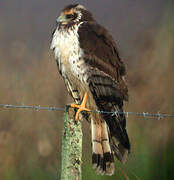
[0,103,174,119]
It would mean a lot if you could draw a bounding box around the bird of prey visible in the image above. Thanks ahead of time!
[50,4,130,175]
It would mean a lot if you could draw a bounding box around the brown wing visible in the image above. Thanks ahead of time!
[78,22,128,100]
[78,22,130,158]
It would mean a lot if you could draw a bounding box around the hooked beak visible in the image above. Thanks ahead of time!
[57,15,66,25]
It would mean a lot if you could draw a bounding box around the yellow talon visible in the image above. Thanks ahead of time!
[71,92,91,121]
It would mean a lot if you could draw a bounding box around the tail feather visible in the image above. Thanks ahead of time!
[90,103,130,175]
[88,70,130,175]
[91,116,114,175]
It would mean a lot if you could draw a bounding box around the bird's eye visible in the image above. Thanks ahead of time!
[66,14,74,19]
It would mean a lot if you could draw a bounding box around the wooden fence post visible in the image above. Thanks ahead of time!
[60,108,83,180]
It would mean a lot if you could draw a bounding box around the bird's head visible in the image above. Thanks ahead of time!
[56,4,94,26]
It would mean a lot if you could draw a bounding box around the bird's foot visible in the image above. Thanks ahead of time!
[70,92,91,121]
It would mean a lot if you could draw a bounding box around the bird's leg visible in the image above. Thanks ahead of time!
[71,92,91,121]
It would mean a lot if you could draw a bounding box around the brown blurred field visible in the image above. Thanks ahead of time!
[0,1,174,180]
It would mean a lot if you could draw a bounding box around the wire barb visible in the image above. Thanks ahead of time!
[112,110,119,117]
[0,103,174,119]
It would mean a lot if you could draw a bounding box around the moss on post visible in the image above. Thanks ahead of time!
[60,108,83,180]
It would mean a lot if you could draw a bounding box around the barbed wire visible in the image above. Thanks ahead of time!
[0,103,174,120]
[0,104,65,111]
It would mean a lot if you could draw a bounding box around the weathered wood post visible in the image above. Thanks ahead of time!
[60,108,83,180]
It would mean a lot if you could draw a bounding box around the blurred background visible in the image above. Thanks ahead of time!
[0,0,174,179]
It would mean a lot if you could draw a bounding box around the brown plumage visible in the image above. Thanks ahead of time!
[50,4,130,175]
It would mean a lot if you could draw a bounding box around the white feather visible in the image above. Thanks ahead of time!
[50,22,90,83]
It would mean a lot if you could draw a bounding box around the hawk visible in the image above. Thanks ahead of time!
[50,4,130,175]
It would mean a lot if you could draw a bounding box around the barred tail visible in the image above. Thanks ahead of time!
[91,103,130,175]
[91,116,114,175]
